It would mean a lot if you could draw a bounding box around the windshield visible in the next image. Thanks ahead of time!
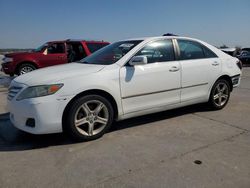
[86,43,109,53]
[33,43,48,52]
[79,40,142,65]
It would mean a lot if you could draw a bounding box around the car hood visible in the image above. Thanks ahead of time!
[5,51,34,57]
[14,63,105,86]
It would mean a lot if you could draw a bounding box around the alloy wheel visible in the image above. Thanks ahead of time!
[74,100,109,136]
[213,82,229,107]
[20,66,34,74]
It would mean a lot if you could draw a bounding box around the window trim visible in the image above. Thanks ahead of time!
[176,39,218,61]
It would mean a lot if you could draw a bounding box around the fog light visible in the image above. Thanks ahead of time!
[232,76,240,85]
[26,118,35,128]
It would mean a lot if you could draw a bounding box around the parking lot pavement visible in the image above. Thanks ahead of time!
[0,68,249,188]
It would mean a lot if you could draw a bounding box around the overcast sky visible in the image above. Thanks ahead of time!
[0,0,250,48]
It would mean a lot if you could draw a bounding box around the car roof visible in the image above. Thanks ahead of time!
[242,48,250,51]
[118,36,200,42]
[220,48,236,52]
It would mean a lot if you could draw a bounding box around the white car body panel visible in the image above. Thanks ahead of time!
[7,36,242,134]
[120,61,181,114]
[13,63,106,85]
[180,57,221,102]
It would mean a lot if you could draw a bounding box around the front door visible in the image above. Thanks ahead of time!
[40,42,67,68]
[120,39,181,114]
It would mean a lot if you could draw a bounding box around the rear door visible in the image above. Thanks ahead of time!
[40,42,67,67]
[66,42,88,62]
[176,39,221,102]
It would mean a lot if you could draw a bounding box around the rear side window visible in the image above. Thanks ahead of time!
[178,40,205,60]
[202,46,218,58]
[86,43,109,53]
[135,39,175,63]
[177,39,217,60]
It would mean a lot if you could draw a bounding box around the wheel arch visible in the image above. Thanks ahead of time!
[15,61,38,75]
[215,75,233,91]
[62,89,119,128]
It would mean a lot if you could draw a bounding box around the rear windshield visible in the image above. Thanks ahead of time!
[86,43,109,53]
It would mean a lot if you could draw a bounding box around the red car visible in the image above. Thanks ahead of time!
[1,39,109,76]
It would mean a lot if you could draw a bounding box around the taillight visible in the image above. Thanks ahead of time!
[237,60,242,70]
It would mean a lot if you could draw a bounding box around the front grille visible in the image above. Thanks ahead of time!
[8,86,23,100]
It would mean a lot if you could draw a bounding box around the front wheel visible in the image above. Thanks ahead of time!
[63,95,114,141]
[209,79,230,110]
[18,63,36,75]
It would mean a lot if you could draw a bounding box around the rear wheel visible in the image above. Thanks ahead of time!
[18,63,36,75]
[209,79,230,110]
[63,95,114,141]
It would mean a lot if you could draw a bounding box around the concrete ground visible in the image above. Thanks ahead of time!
[0,68,249,188]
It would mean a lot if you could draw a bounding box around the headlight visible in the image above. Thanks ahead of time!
[3,57,13,63]
[16,84,63,100]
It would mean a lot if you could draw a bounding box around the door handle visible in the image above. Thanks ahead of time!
[212,61,219,66]
[169,66,180,72]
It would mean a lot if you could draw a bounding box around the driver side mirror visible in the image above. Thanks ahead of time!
[129,56,148,66]
[43,48,48,55]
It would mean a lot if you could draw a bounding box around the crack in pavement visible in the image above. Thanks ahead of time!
[86,103,250,187]
[238,87,250,91]
[86,128,248,188]
[192,113,249,132]
[169,130,247,161]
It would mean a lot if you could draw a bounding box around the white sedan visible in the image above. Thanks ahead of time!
[8,36,242,141]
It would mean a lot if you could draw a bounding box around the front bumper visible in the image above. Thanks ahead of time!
[1,62,15,74]
[8,92,74,134]
[231,74,241,88]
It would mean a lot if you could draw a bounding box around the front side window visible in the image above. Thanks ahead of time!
[135,40,175,63]
[79,40,142,65]
[34,43,48,52]
[47,43,65,54]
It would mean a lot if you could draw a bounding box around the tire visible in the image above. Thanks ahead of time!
[63,95,114,142]
[18,63,36,75]
[209,79,230,110]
